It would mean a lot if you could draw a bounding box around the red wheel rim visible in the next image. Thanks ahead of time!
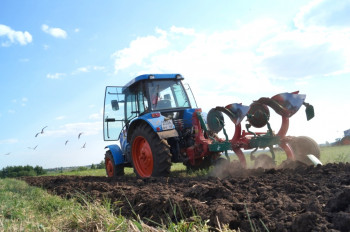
[132,136,153,177]
[106,158,114,177]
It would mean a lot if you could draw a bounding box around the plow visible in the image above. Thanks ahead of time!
[189,91,320,169]
[103,74,321,178]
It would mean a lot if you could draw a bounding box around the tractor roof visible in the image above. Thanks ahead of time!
[123,74,184,89]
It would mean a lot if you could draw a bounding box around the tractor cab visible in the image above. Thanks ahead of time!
[103,74,197,141]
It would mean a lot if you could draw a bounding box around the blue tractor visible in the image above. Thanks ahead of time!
[103,73,319,178]
[103,74,205,177]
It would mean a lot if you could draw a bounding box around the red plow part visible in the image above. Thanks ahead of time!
[186,91,315,168]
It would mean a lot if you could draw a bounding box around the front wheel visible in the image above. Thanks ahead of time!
[131,123,171,177]
[105,151,124,177]
[288,136,320,165]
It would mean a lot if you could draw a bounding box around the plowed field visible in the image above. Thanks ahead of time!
[23,162,350,232]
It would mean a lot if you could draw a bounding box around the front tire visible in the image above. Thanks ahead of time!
[105,150,124,177]
[131,123,171,177]
[288,136,320,165]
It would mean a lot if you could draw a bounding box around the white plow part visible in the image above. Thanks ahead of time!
[307,154,322,166]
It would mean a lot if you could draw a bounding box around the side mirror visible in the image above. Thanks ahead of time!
[111,100,119,111]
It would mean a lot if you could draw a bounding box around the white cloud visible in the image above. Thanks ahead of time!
[89,108,103,120]
[47,73,65,79]
[92,66,105,71]
[41,24,67,39]
[55,116,66,120]
[0,139,18,145]
[74,28,80,33]
[10,98,28,106]
[111,25,280,97]
[294,0,350,30]
[8,109,15,114]
[72,66,106,75]
[76,67,89,73]
[258,0,350,79]
[45,122,101,137]
[110,0,349,93]
[0,24,32,46]
[89,113,100,120]
[20,97,28,106]
[111,30,170,73]
[170,26,195,35]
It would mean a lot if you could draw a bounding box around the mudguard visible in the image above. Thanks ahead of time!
[105,145,124,165]
[127,113,177,142]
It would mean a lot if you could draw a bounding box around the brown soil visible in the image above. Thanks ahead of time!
[22,162,350,232]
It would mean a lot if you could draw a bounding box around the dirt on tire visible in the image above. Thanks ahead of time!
[22,162,350,232]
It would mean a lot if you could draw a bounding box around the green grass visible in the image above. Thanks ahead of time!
[0,178,130,231]
[45,168,109,177]
[319,145,350,163]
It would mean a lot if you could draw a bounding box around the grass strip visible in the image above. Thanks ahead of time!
[0,178,127,231]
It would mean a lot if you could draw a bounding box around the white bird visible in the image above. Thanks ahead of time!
[78,132,83,139]
[65,140,69,145]
[81,142,86,149]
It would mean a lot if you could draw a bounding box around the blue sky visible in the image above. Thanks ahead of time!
[1,0,350,169]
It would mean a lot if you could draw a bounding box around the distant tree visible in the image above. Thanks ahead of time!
[34,165,47,175]
[0,165,46,178]
[77,166,88,171]
[96,160,105,169]
[91,164,96,169]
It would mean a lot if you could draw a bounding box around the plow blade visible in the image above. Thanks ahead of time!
[306,154,322,166]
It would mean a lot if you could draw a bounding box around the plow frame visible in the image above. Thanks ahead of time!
[185,91,314,168]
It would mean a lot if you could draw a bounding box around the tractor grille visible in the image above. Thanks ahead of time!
[173,119,184,131]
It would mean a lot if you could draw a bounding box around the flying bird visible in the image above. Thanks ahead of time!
[3,152,11,155]
[81,142,86,149]
[28,145,38,150]
[40,126,48,134]
[35,126,48,137]
[65,140,69,145]
[78,132,83,139]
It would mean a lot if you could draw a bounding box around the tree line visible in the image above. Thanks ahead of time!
[0,165,47,178]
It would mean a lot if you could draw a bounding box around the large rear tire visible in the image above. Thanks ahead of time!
[105,150,124,177]
[288,136,320,165]
[131,123,171,177]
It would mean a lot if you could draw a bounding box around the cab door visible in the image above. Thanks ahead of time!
[103,86,125,141]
